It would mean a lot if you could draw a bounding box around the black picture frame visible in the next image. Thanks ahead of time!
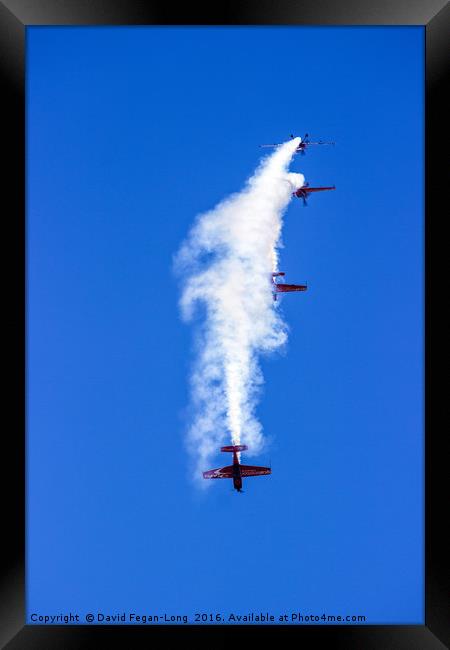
[1,1,448,648]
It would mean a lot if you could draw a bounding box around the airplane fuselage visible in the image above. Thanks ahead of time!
[232,451,243,492]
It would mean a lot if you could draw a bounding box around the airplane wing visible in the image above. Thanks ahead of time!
[203,465,234,479]
[307,186,335,193]
[239,465,271,477]
[278,284,307,292]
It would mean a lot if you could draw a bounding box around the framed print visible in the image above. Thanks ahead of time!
[1,1,448,648]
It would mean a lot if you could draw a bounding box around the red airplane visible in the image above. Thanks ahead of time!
[272,272,307,301]
[203,445,271,493]
[260,133,335,155]
[292,182,336,206]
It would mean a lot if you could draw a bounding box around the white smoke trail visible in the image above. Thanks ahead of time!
[175,138,304,482]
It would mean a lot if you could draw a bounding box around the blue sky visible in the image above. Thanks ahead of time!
[27,26,424,624]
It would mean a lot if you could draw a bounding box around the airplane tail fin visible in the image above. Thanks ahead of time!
[221,445,248,453]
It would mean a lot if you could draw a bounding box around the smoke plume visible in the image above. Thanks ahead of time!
[175,138,303,481]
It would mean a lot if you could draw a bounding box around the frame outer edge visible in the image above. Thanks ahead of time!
[0,1,25,650]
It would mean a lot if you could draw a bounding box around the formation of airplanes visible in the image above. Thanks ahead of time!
[262,134,336,205]
[204,133,335,493]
